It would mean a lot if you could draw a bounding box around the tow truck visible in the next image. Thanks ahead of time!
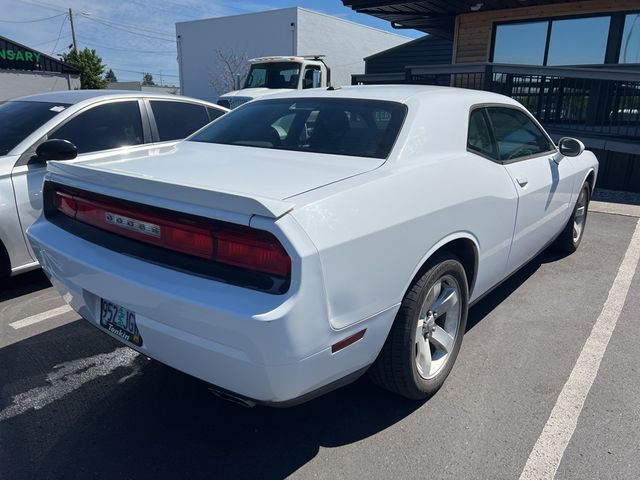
[217,55,330,109]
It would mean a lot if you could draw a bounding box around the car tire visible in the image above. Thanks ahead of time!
[0,241,10,285]
[553,182,590,253]
[368,252,469,400]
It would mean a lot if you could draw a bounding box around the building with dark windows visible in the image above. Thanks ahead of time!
[344,1,640,192]
[0,35,80,101]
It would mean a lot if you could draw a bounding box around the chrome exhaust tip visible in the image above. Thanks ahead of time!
[208,387,256,408]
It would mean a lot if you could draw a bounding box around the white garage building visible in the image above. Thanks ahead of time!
[176,7,410,101]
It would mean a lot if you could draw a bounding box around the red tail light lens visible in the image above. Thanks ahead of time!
[216,228,291,276]
[52,189,291,277]
[53,191,77,217]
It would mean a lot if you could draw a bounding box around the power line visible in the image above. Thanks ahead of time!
[14,0,67,14]
[110,66,179,78]
[76,37,176,54]
[30,34,71,47]
[79,15,175,42]
[78,13,174,38]
[50,14,69,55]
[0,12,65,23]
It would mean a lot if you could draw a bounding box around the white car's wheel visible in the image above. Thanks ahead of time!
[0,241,10,283]
[554,182,590,253]
[369,252,469,400]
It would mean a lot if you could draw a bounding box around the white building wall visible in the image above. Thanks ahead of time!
[177,8,297,101]
[296,8,408,88]
[0,71,80,101]
[177,7,410,101]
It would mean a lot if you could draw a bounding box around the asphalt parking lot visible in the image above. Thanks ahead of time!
[1,209,639,480]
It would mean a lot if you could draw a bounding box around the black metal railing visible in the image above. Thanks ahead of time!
[353,63,640,144]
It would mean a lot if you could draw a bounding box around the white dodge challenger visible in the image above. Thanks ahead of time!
[27,86,597,406]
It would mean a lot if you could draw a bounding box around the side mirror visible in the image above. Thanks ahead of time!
[558,137,585,157]
[34,139,78,162]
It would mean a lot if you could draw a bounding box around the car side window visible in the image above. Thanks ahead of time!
[150,101,210,142]
[486,107,554,161]
[302,65,321,89]
[207,107,225,122]
[468,108,498,160]
[50,101,143,154]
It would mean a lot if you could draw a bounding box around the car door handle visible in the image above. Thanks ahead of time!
[516,176,529,187]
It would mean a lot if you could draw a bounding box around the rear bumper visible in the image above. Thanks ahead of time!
[27,218,397,403]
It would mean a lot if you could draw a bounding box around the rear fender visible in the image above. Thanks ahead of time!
[403,231,480,298]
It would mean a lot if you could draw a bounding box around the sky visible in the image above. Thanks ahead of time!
[0,0,421,84]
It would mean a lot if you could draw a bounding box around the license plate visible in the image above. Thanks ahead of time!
[100,299,142,346]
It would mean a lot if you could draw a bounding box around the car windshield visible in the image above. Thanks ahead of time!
[244,62,301,89]
[189,98,407,159]
[0,101,70,156]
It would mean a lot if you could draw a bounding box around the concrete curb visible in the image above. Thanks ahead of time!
[590,189,640,218]
[590,201,640,218]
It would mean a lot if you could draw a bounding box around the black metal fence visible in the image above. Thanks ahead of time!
[353,63,640,145]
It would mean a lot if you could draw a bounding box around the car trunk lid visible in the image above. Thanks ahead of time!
[47,141,383,219]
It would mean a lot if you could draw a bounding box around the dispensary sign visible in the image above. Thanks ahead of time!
[0,47,43,71]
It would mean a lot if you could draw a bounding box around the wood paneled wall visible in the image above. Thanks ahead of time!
[455,0,640,63]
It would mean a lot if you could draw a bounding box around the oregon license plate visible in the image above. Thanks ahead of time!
[100,299,142,346]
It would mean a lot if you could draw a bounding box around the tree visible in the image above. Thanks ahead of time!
[60,48,108,89]
[209,49,249,97]
[104,68,118,83]
[142,73,155,86]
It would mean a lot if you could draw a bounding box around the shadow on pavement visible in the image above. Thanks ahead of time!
[0,250,568,480]
[466,248,567,332]
[0,269,51,302]
[0,321,422,480]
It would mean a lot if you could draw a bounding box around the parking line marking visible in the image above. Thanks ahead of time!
[519,218,640,480]
[9,305,74,329]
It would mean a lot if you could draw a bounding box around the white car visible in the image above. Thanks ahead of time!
[0,90,227,280]
[27,86,597,406]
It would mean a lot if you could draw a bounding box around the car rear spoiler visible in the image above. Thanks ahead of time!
[46,161,295,220]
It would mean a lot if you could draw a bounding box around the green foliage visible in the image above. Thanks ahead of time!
[60,48,108,89]
[105,68,118,83]
[142,72,155,86]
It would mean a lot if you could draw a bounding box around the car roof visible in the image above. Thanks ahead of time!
[255,84,518,106]
[10,89,217,106]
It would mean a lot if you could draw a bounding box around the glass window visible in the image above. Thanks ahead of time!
[244,62,300,89]
[190,98,407,159]
[51,101,143,154]
[620,14,640,64]
[547,17,610,65]
[0,101,70,156]
[493,21,548,65]
[467,109,498,160]
[207,107,225,121]
[302,65,321,89]
[150,101,209,142]
[486,107,554,161]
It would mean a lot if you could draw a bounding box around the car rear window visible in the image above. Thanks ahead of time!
[0,101,70,155]
[189,98,407,159]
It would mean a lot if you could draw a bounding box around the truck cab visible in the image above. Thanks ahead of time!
[217,56,329,109]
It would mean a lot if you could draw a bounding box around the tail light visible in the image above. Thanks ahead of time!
[52,188,291,277]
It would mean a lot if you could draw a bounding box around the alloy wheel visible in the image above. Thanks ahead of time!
[415,274,462,380]
[573,188,588,243]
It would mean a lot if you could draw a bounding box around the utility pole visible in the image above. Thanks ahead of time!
[69,8,77,52]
